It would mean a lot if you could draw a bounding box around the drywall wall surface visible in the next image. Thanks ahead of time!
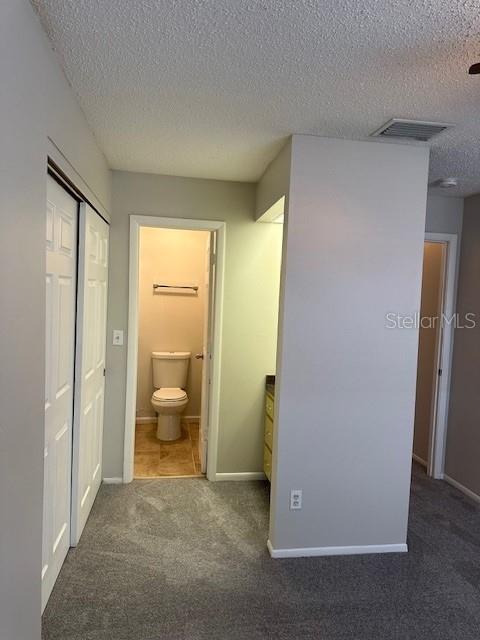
[424,193,463,337]
[425,194,463,236]
[270,135,429,552]
[137,228,209,417]
[255,139,292,220]
[0,2,110,638]
[445,194,480,495]
[104,171,283,477]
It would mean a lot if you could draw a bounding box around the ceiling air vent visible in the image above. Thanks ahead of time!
[371,118,454,142]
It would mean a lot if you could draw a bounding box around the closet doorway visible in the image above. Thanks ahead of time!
[43,169,109,611]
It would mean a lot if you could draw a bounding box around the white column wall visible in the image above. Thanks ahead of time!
[270,135,429,555]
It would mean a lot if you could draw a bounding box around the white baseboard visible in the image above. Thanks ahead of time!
[412,453,427,468]
[135,416,156,424]
[266,539,408,559]
[214,472,266,481]
[135,415,200,424]
[443,474,480,504]
[102,477,123,484]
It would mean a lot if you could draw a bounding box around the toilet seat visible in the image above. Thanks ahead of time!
[151,387,188,441]
[153,387,187,402]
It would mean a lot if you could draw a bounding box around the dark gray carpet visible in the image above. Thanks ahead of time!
[42,465,480,639]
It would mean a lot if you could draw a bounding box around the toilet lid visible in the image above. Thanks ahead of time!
[153,387,187,402]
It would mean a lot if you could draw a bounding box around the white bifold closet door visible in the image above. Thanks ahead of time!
[43,176,78,611]
[71,203,109,546]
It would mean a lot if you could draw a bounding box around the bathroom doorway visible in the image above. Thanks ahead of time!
[124,216,225,482]
[135,227,210,477]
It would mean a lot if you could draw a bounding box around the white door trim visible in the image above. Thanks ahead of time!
[123,215,226,483]
[424,232,458,479]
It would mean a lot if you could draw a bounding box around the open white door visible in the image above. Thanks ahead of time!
[43,176,77,611]
[199,233,215,473]
[71,203,109,545]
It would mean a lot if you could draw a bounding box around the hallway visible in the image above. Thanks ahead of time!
[42,467,480,640]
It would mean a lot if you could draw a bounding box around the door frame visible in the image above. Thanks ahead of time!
[422,232,458,479]
[47,161,110,544]
[123,215,226,482]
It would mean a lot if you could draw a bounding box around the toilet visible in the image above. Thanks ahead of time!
[150,351,190,441]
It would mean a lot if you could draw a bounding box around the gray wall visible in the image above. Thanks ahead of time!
[424,194,463,297]
[103,170,283,478]
[445,194,480,495]
[270,135,429,552]
[255,139,291,220]
[0,2,110,638]
[425,194,464,236]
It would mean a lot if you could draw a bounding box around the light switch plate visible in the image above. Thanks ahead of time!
[113,329,124,346]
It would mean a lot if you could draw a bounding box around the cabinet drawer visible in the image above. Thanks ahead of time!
[264,445,272,482]
[264,415,274,451]
[265,393,274,420]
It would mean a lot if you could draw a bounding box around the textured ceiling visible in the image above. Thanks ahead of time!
[33,0,480,195]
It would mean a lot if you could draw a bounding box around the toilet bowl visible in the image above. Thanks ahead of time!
[150,351,191,441]
[151,387,188,441]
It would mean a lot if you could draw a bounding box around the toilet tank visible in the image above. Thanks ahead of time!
[152,352,191,389]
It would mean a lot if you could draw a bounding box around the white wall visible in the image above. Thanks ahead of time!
[104,170,283,478]
[270,135,429,554]
[0,2,110,638]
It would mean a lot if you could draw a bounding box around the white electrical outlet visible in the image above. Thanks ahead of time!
[290,489,302,510]
[112,329,124,346]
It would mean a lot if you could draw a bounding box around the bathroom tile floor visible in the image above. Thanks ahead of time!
[134,421,202,477]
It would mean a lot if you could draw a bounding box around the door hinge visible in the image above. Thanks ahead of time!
[103,368,106,377]
[438,368,442,376]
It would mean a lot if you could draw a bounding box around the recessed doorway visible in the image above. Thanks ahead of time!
[124,216,225,482]
[134,227,211,477]
[413,232,457,478]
